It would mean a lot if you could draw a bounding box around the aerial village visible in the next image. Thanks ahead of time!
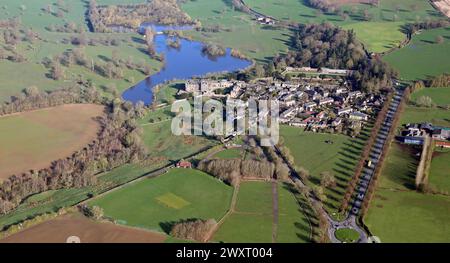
[181,74,386,137]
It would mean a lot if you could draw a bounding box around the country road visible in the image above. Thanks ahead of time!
[276,87,404,243]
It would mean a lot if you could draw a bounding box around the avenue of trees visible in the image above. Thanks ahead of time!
[272,23,396,93]
[340,92,392,212]
[88,0,195,33]
[0,86,148,216]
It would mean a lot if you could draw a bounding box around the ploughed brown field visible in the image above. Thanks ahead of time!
[0,214,167,243]
[433,0,450,18]
[0,104,104,180]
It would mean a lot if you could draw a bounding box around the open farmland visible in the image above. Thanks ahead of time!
[141,120,217,161]
[212,181,312,243]
[0,104,104,180]
[429,148,450,193]
[244,0,443,53]
[410,87,450,107]
[212,148,243,159]
[89,168,233,234]
[365,86,450,242]
[0,213,166,243]
[400,106,450,127]
[0,0,162,102]
[280,125,366,213]
[181,0,292,63]
[383,27,450,81]
[364,144,450,242]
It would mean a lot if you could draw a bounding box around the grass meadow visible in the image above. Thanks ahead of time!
[0,0,161,102]
[365,87,450,242]
[212,148,243,159]
[89,168,233,233]
[213,181,312,243]
[383,27,450,81]
[0,163,165,230]
[365,144,450,243]
[181,0,292,63]
[280,125,369,214]
[245,0,443,53]
[410,87,450,107]
[429,148,450,193]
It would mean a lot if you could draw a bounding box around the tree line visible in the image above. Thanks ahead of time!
[198,158,275,186]
[403,19,450,39]
[307,0,380,14]
[0,86,148,216]
[170,218,217,242]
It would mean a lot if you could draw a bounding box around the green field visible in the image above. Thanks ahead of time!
[181,0,292,63]
[365,87,450,242]
[245,0,443,53]
[280,125,367,213]
[141,120,217,161]
[410,87,450,107]
[0,0,144,32]
[384,27,450,81]
[89,168,233,233]
[213,181,312,243]
[0,0,161,102]
[429,149,450,193]
[0,163,166,230]
[400,106,450,127]
[213,148,243,159]
[365,186,450,242]
[276,183,312,243]
[342,22,404,53]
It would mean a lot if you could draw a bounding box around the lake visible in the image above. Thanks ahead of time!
[122,25,252,105]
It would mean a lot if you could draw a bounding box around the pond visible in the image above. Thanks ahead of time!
[122,24,252,105]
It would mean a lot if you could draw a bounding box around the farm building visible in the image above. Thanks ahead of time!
[176,161,192,169]
[349,112,369,121]
[396,136,425,145]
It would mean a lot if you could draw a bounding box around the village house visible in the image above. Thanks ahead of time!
[185,79,238,95]
[280,107,298,123]
[335,87,347,95]
[347,91,362,100]
[332,117,342,127]
[349,111,369,121]
[432,128,450,140]
[318,97,334,106]
[336,107,353,116]
[304,102,317,111]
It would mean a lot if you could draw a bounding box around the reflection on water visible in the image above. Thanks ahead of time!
[122,24,252,105]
